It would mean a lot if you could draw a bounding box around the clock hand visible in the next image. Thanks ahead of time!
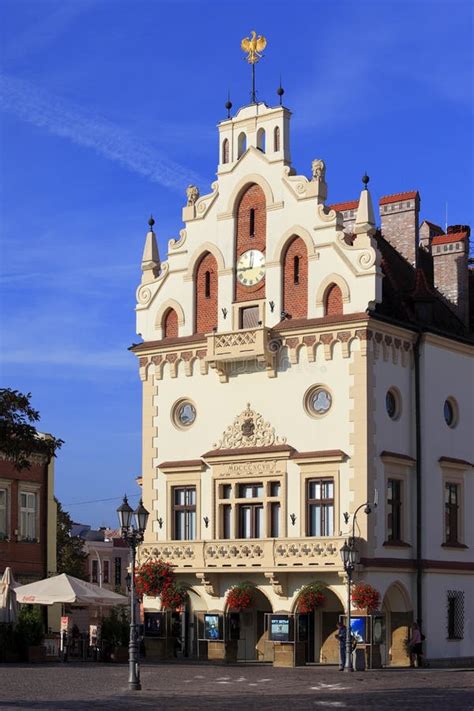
[249,252,254,268]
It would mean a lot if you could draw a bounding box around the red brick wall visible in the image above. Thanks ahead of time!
[235,184,266,302]
[195,251,218,334]
[324,284,343,316]
[163,308,178,338]
[282,237,308,318]
[0,458,48,582]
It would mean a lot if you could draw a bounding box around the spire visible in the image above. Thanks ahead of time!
[354,173,376,237]
[141,215,160,283]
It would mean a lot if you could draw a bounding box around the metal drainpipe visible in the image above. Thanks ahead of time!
[414,331,423,630]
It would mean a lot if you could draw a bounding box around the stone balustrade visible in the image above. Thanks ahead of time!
[205,327,279,380]
[138,537,344,571]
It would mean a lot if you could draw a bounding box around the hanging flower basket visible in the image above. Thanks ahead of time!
[161,582,189,611]
[351,583,380,613]
[296,583,325,613]
[226,583,253,612]
[135,559,174,599]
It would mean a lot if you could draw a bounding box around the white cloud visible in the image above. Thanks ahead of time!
[0,73,206,191]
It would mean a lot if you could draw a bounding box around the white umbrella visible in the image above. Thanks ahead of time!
[14,573,128,607]
[0,567,19,623]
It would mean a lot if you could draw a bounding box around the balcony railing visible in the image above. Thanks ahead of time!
[138,537,344,572]
[206,327,279,379]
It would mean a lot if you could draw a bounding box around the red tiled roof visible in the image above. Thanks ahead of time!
[432,232,468,246]
[379,191,418,205]
[329,200,359,212]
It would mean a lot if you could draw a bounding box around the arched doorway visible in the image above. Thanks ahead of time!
[170,586,207,659]
[292,585,344,664]
[226,586,272,661]
[382,581,413,667]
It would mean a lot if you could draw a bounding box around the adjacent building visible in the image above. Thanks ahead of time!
[131,93,473,665]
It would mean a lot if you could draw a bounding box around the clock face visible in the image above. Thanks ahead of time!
[236,249,265,286]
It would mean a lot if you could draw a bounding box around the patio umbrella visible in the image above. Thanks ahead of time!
[0,567,19,623]
[14,573,128,607]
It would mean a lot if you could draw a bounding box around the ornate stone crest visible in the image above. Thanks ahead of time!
[213,403,287,449]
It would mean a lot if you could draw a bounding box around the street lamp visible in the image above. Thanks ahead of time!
[340,499,376,672]
[117,495,149,691]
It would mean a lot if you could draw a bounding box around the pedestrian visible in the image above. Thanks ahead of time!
[335,620,347,670]
[409,622,424,668]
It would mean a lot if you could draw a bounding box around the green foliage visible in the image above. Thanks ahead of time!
[0,388,63,470]
[16,605,44,647]
[56,499,88,580]
[101,606,129,647]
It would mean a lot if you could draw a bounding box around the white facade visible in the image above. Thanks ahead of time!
[133,100,474,665]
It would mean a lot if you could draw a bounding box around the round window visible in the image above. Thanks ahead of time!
[304,386,333,418]
[386,389,400,420]
[444,398,458,428]
[172,399,196,429]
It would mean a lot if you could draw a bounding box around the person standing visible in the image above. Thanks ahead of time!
[335,620,347,670]
[409,622,424,668]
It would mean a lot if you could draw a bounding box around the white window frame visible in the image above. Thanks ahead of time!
[18,485,40,542]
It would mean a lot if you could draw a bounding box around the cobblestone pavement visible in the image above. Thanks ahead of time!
[0,662,473,711]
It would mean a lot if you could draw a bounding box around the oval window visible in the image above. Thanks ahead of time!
[172,399,197,429]
[304,386,333,418]
[444,398,458,428]
[386,389,400,420]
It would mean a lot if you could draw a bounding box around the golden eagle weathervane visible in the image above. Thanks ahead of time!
[241,30,267,104]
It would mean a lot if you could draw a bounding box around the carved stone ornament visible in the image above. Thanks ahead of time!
[311,158,326,181]
[186,184,200,206]
[213,403,287,449]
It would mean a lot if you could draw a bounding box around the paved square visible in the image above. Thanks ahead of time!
[0,663,473,710]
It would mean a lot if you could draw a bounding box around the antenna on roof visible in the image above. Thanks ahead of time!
[445,202,448,233]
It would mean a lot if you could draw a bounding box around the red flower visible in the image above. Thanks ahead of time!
[227,584,253,612]
[296,584,325,613]
[351,583,380,612]
[135,559,174,599]
[161,582,189,611]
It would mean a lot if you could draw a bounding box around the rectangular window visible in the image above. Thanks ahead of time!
[249,208,255,236]
[222,504,232,539]
[91,559,98,584]
[270,502,280,537]
[0,489,7,539]
[221,484,232,499]
[240,306,259,329]
[19,491,37,541]
[239,504,263,538]
[103,560,110,584]
[238,483,264,499]
[445,483,459,544]
[114,557,122,587]
[269,481,280,497]
[307,479,334,537]
[173,487,196,540]
[387,479,402,542]
[447,590,464,639]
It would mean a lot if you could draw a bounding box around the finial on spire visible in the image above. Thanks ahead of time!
[225,91,232,118]
[241,31,267,104]
[148,215,155,230]
[362,173,370,190]
[277,76,284,105]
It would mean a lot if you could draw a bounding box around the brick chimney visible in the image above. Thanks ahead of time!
[329,199,359,234]
[419,219,443,251]
[379,191,420,266]
[432,226,470,324]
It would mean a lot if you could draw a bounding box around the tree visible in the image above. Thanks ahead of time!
[0,388,63,470]
[56,500,88,580]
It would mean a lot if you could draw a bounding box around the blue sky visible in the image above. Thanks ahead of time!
[1,0,472,527]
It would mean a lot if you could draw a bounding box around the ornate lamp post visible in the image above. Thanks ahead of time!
[340,498,377,672]
[117,495,149,691]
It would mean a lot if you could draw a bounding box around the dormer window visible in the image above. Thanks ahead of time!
[238,132,247,158]
[257,127,266,152]
[222,138,229,164]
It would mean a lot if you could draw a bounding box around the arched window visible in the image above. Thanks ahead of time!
[257,127,266,152]
[293,255,300,285]
[274,126,280,152]
[195,252,218,334]
[222,138,229,164]
[163,308,178,338]
[282,237,308,319]
[324,284,343,316]
[238,132,247,158]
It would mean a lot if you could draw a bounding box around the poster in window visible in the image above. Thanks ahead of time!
[350,616,367,644]
[204,614,222,640]
[144,612,164,637]
[269,615,291,642]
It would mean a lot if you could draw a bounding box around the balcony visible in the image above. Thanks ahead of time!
[139,537,344,573]
[206,327,279,381]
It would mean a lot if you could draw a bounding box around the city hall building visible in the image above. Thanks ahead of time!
[131,66,473,665]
